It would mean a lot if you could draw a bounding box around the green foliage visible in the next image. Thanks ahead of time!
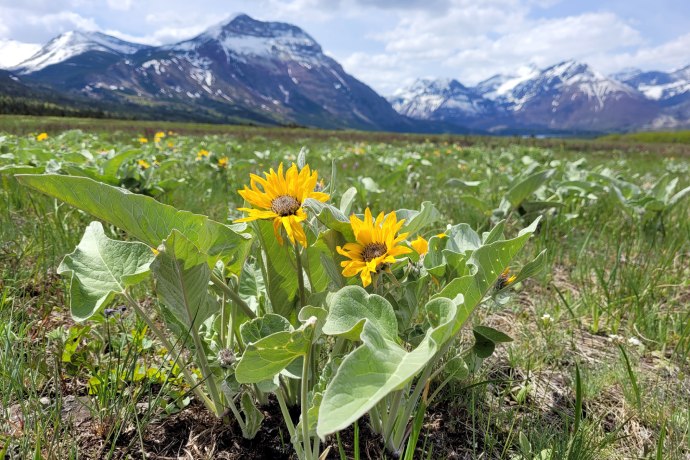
[58,221,153,321]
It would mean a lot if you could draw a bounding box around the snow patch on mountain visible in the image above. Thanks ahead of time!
[13,31,148,74]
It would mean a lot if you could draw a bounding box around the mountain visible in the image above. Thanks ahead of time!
[393,60,667,133]
[9,15,424,131]
[389,78,498,125]
[6,15,690,133]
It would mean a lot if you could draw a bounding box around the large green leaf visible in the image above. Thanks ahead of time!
[235,324,313,383]
[151,230,218,331]
[321,286,398,341]
[435,217,541,335]
[505,169,556,207]
[254,219,299,319]
[317,297,456,437]
[58,221,154,321]
[15,174,251,271]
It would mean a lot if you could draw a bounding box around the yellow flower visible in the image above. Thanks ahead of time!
[154,131,165,142]
[36,132,48,141]
[217,156,229,168]
[196,149,210,160]
[235,163,329,247]
[336,209,411,287]
[410,235,428,256]
[139,137,148,143]
[496,268,517,289]
[137,159,150,169]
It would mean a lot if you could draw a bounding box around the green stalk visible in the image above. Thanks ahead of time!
[276,387,304,458]
[382,390,404,444]
[210,273,256,318]
[294,242,307,307]
[301,343,314,460]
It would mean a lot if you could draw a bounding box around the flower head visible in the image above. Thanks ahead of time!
[196,149,210,160]
[138,137,148,144]
[218,156,229,168]
[137,159,151,169]
[154,131,165,142]
[36,132,48,142]
[337,209,411,287]
[235,163,329,247]
[495,267,517,290]
[410,235,428,256]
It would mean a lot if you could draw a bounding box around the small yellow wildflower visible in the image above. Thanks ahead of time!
[336,209,411,287]
[167,142,174,148]
[154,131,165,142]
[410,235,429,256]
[137,159,151,169]
[36,132,48,141]
[217,156,229,168]
[235,163,329,248]
[139,137,148,143]
[196,149,210,160]
[496,267,517,290]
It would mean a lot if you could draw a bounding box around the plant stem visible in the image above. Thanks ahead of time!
[294,242,307,307]
[301,343,313,460]
[382,390,404,444]
[277,385,304,458]
[210,273,256,319]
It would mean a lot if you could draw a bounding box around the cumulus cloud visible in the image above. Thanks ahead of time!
[0,39,41,67]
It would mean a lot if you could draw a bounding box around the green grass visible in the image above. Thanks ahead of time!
[601,130,690,144]
[1,118,689,458]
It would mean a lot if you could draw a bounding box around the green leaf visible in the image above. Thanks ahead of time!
[444,356,469,381]
[235,325,313,383]
[317,297,456,438]
[151,230,218,331]
[302,198,355,240]
[435,218,541,335]
[473,325,512,343]
[254,219,299,319]
[15,174,251,271]
[505,169,556,207]
[339,186,357,216]
[669,185,690,209]
[322,286,398,341]
[510,249,547,286]
[57,221,154,321]
[240,313,292,345]
[398,201,441,235]
[240,392,264,439]
[101,149,141,183]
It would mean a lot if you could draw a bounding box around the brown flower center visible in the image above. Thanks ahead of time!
[271,195,301,216]
[361,242,387,262]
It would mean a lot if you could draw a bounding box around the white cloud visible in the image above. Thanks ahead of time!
[0,39,41,68]
[106,0,132,11]
[339,2,650,93]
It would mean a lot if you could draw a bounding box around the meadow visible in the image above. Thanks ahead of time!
[0,117,689,460]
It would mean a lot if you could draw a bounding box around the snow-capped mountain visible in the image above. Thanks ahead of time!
[13,31,150,74]
[474,65,539,102]
[11,14,423,131]
[7,14,690,133]
[617,66,690,103]
[389,78,497,123]
[393,60,672,132]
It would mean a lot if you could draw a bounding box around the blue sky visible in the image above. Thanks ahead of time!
[0,0,688,94]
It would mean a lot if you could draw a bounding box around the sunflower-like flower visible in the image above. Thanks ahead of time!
[235,163,329,247]
[337,209,411,287]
